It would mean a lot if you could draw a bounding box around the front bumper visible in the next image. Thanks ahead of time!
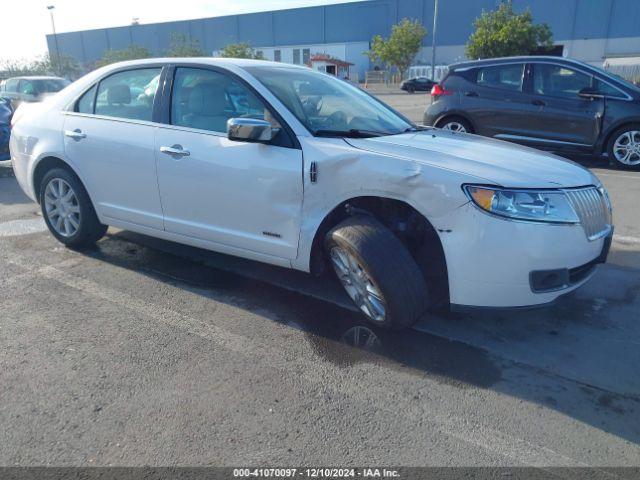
[438,202,611,308]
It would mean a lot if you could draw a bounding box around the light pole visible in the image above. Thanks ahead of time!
[47,5,62,76]
[430,0,439,81]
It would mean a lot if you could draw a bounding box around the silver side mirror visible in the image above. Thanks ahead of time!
[227,118,273,143]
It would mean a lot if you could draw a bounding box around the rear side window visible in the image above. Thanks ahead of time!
[476,64,524,91]
[532,64,591,99]
[94,68,161,121]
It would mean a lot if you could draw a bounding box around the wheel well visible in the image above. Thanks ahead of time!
[32,157,74,203]
[310,196,450,308]
[601,122,640,154]
[435,114,475,133]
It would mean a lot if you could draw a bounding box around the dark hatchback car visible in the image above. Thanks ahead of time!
[424,56,640,169]
[401,76,436,93]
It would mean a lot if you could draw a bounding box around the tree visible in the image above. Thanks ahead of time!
[33,54,82,79]
[466,2,553,59]
[0,54,81,79]
[166,33,205,57]
[365,18,426,79]
[95,45,151,68]
[219,42,264,60]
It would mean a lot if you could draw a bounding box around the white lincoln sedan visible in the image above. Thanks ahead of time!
[10,58,613,329]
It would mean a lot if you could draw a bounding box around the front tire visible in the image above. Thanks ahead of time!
[39,168,107,248]
[608,125,640,169]
[325,216,430,330]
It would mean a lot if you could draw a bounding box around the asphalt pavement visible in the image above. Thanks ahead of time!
[0,135,639,467]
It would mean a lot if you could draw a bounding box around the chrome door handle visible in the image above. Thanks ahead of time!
[64,129,86,140]
[160,145,190,157]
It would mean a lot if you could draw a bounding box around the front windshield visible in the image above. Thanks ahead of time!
[246,66,413,137]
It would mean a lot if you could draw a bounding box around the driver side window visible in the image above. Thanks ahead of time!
[170,67,279,134]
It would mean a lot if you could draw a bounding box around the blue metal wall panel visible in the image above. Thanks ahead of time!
[573,0,612,39]
[200,16,239,52]
[511,0,576,40]
[53,33,86,64]
[80,29,108,64]
[324,1,393,43]
[130,24,158,52]
[273,7,325,45]
[609,0,640,38]
[106,27,133,51]
[238,12,274,47]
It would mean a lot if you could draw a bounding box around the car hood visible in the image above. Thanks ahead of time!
[345,130,597,188]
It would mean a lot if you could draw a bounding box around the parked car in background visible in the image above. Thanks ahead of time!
[400,76,436,93]
[0,76,70,108]
[10,58,613,329]
[424,56,640,169]
[0,97,12,160]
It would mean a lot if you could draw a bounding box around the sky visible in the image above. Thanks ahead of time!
[1,0,356,61]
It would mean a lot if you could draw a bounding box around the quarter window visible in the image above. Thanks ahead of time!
[593,78,626,99]
[76,84,97,114]
[532,64,591,98]
[476,64,524,91]
[170,67,280,134]
[94,68,161,121]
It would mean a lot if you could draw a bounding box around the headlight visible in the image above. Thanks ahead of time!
[463,185,579,224]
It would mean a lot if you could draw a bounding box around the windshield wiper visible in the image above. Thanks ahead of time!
[313,129,387,138]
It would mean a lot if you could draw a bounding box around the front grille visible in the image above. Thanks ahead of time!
[565,187,611,241]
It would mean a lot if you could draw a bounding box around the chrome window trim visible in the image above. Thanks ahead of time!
[155,122,228,138]
[62,111,160,128]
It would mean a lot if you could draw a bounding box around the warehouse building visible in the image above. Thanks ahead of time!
[47,0,640,80]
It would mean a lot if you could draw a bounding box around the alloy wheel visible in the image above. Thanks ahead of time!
[44,178,81,237]
[330,247,387,323]
[441,121,467,133]
[613,130,640,166]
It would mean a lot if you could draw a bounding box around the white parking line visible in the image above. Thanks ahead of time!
[0,217,46,237]
[594,172,640,180]
[613,234,640,245]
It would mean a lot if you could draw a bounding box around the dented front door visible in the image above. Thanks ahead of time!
[154,125,303,259]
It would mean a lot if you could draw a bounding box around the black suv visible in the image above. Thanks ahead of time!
[424,56,640,169]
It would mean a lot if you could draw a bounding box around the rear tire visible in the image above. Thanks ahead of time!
[39,167,107,248]
[325,215,430,330]
[437,116,473,134]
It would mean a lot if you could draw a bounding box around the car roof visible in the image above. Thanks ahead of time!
[3,76,67,81]
[100,57,309,71]
[448,56,593,71]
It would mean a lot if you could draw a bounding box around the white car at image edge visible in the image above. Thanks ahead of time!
[10,58,614,329]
